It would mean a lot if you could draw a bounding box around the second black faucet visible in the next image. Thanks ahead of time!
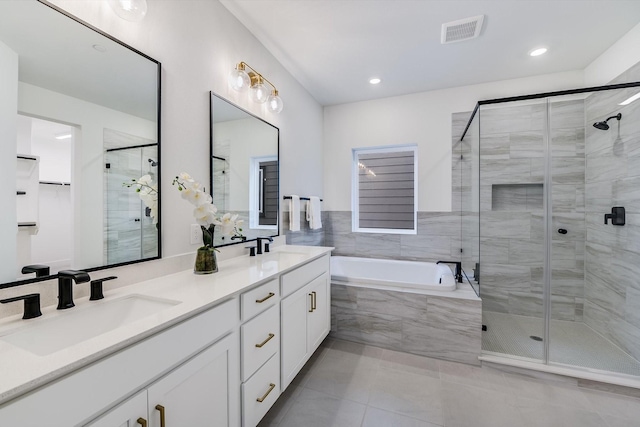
[57,270,90,309]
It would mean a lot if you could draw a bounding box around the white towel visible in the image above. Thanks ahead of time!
[306,196,322,230]
[288,195,300,231]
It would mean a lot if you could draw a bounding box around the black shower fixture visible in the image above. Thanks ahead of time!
[148,158,158,167]
[593,113,622,130]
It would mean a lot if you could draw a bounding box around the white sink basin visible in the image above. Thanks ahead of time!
[0,294,180,356]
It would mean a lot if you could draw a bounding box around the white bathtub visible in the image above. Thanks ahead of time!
[330,256,457,292]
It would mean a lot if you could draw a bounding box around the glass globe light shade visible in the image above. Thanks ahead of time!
[228,68,250,92]
[267,91,284,113]
[108,0,148,22]
[249,81,269,104]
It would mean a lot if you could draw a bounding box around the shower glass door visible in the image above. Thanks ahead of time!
[477,81,640,378]
[547,89,640,376]
[104,145,158,264]
[479,99,547,363]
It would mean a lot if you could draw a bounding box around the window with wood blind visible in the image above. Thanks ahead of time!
[352,145,417,234]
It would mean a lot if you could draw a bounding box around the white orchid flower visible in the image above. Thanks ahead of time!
[137,174,153,186]
[193,191,213,206]
[178,172,194,183]
[219,213,239,236]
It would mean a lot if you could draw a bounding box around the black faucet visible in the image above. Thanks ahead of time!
[57,270,90,309]
[436,261,463,283]
[21,264,50,278]
[90,276,118,301]
[256,237,274,254]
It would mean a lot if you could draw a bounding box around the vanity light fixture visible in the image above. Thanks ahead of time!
[228,62,284,113]
[529,47,548,57]
[619,92,640,106]
[108,0,148,22]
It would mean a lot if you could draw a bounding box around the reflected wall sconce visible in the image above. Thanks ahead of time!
[228,62,283,114]
[108,0,148,22]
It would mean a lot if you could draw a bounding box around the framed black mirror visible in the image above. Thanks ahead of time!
[0,0,161,285]
[210,92,279,246]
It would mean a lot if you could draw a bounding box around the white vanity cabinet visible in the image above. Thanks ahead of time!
[88,332,238,427]
[0,298,240,427]
[239,280,281,427]
[0,247,333,427]
[280,255,330,390]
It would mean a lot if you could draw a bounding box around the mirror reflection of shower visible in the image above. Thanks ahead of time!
[103,128,158,264]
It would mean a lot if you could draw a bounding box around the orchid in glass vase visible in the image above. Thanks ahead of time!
[172,172,243,273]
[123,174,158,226]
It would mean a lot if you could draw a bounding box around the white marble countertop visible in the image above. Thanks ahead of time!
[0,245,333,405]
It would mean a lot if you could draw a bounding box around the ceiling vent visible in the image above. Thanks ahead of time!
[441,15,484,44]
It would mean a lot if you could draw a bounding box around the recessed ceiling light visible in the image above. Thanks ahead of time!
[529,47,548,57]
[369,78,381,85]
[619,91,640,106]
[92,44,107,53]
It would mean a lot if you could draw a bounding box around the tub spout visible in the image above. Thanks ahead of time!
[436,261,463,283]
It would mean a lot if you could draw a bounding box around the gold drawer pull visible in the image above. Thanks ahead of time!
[257,383,276,403]
[256,292,275,303]
[309,293,314,312]
[137,418,148,427]
[155,404,166,427]
[255,333,275,348]
[312,291,317,310]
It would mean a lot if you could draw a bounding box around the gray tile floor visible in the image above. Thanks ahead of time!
[259,338,640,427]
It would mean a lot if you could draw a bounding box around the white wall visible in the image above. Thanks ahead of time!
[584,22,640,87]
[0,41,18,282]
[323,70,584,212]
[48,0,324,258]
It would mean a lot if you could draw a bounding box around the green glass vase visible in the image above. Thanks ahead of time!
[194,246,218,274]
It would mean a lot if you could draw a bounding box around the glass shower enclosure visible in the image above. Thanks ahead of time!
[104,144,158,264]
[461,77,640,379]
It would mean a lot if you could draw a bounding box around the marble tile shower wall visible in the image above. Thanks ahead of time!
[583,61,640,361]
[478,100,586,321]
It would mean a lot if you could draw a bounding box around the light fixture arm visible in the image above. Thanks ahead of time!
[238,62,278,94]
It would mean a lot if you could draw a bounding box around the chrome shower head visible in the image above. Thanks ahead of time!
[593,113,622,131]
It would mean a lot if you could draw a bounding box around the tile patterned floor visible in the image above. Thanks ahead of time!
[483,311,640,376]
[258,338,640,427]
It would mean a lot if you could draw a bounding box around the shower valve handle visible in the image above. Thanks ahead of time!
[604,207,625,226]
[557,229,567,234]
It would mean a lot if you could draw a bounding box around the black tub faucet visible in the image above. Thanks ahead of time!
[436,261,463,283]
[57,270,90,310]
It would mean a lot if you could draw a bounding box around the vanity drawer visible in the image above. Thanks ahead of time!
[241,304,279,381]
[281,254,329,297]
[241,279,279,322]
[242,352,280,427]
